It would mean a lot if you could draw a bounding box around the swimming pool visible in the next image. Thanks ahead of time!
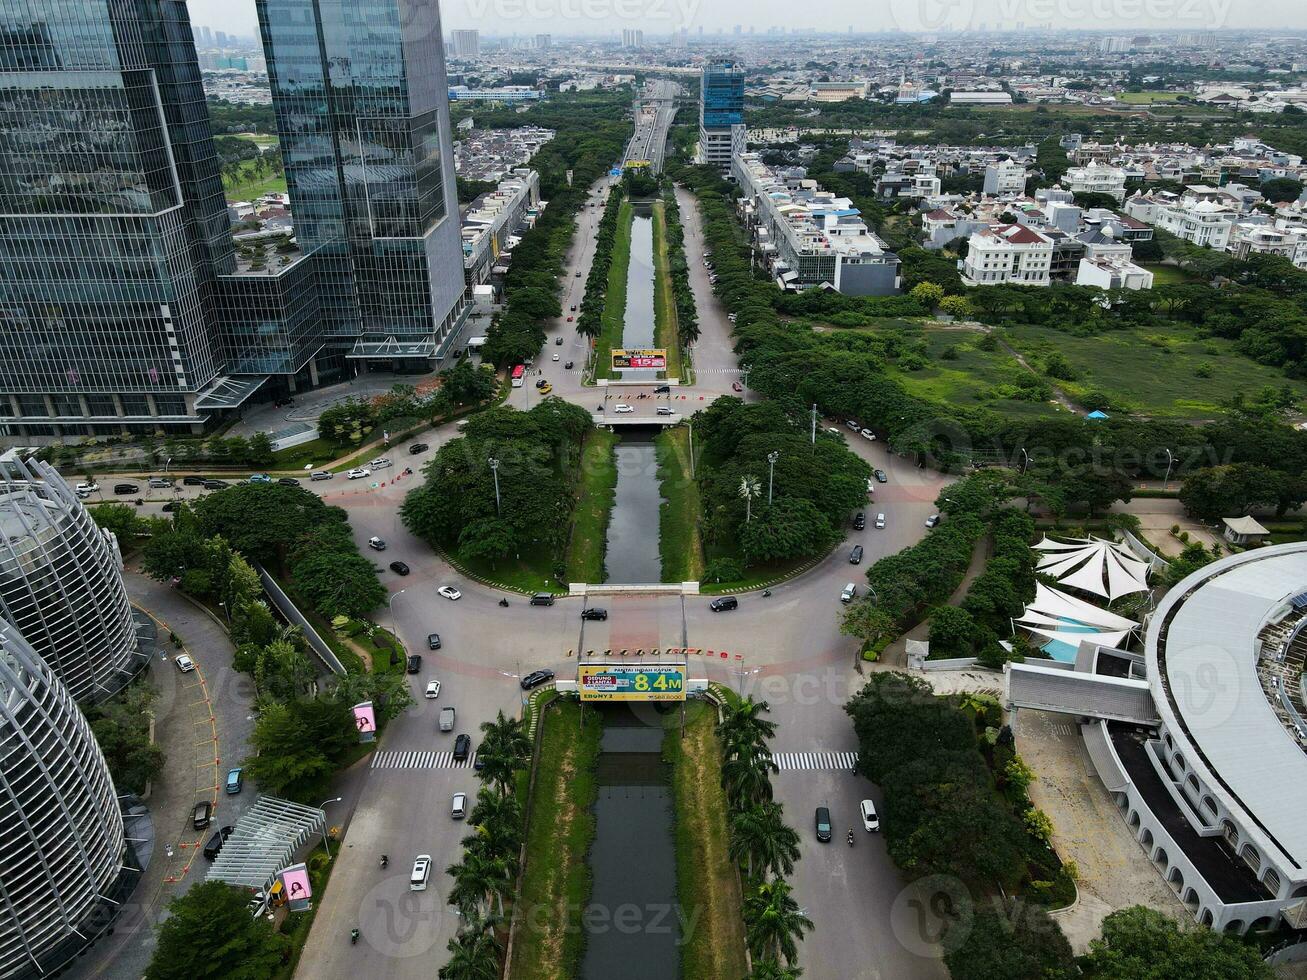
[1040,618,1100,663]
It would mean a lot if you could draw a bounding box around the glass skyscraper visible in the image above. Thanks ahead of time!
[700,62,746,175]
[256,0,467,364]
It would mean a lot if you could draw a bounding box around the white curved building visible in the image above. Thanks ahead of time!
[0,459,142,704]
[1008,541,1307,935]
[0,619,127,979]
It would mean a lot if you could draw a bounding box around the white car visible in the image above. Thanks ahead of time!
[410,854,432,891]
[860,799,880,832]
[844,419,861,432]
[451,792,467,820]
[347,467,371,480]
[437,586,462,601]
[174,654,195,673]
[370,457,392,470]
[860,429,876,442]
[614,404,633,414]
[875,513,886,529]
[76,482,98,495]
[552,353,560,361]
[424,679,441,699]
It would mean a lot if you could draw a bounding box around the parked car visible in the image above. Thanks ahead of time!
[161,501,178,513]
[409,443,428,455]
[277,477,299,487]
[427,633,442,650]
[226,768,243,794]
[439,706,455,731]
[815,806,832,842]
[174,654,195,673]
[148,477,172,488]
[849,545,864,564]
[656,406,674,416]
[437,586,461,601]
[841,582,857,603]
[653,384,670,394]
[347,468,371,480]
[529,593,555,606]
[710,596,738,612]
[451,792,467,820]
[520,669,555,690]
[852,512,866,530]
[860,799,880,832]
[113,483,139,495]
[310,470,333,481]
[203,825,234,860]
[75,482,98,495]
[204,479,228,489]
[369,457,392,470]
[873,469,888,483]
[406,654,422,674]
[389,560,410,576]
[425,679,441,699]
[453,734,471,761]
[581,607,608,621]
[925,514,940,528]
[874,513,886,530]
[614,403,633,414]
[860,429,876,442]
[247,473,271,483]
[367,536,386,551]
[844,419,861,432]
[410,855,431,891]
[183,476,207,486]
[192,800,212,830]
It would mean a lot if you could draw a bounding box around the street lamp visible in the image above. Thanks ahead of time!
[488,457,501,516]
[1019,448,1031,475]
[388,589,406,632]
[766,451,779,505]
[1163,448,1174,490]
[318,797,342,858]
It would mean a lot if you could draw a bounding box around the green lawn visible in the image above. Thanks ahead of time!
[1117,91,1183,104]
[593,200,633,382]
[223,158,287,203]
[650,200,685,381]
[509,700,601,980]
[271,437,339,471]
[664,706,748,980]
[655,427,704,583]
[454,543,564,595]
[233,133,280,148]
[1003,322,1307,420]
[566,428,618,583]
[883,327,1064,419]
[1141,262,1201,286]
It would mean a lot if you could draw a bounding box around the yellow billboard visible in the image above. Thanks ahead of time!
[578,664,686,702]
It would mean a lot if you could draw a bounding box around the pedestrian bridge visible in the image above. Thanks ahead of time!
[593,414,682,427]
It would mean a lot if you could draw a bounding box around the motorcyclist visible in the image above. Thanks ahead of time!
[380,854,388,868]
[847,829,855,846]
[350,928,360,944]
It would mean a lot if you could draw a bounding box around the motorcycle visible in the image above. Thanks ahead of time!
[499,597,510,608]
[380,855,388,869]
[847,831,855,848]
[762,589,772,598]
[350,928,360,945]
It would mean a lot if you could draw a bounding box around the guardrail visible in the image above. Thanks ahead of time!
[254,565,347,676]
[571,582,700,596]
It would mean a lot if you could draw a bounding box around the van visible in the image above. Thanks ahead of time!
[841,583,857,604]
[113,483,139,495]
[439,706,456,732]
[148,477,171,488]
[530,593,555,606]
[309,470,332,481]
[709,596,738,612]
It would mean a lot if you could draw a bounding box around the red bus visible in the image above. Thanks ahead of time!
[510,364,525,388]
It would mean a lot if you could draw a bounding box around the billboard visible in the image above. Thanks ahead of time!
[611,348,667,370]
[578,664,686,702]
[281,863,312,911]
[352,701,377,743]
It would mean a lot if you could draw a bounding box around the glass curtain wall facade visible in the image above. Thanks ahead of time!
[700,61,745,174]
[0,0,234,430]
[257,0,467,364]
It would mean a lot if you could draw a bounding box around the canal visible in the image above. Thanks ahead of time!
[581,705,679,980]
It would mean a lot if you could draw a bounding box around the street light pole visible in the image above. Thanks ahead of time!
[488,457,501,516]
[1019,448,1031,474]
[388,589,406,633]
[1163,448,1174,490]
[766,451,779,505]
[810,404,817,447]
[318,797,342,858]
[687,422,695,478]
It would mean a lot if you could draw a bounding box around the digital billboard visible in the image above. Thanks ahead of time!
[611,348,667,371]
[578,664,686,702]
[352,701,376,742]
[280,863,312,911]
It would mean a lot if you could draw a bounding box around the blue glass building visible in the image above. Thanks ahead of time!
[700,62,745,174]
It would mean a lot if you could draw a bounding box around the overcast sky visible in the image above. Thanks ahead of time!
[188,0,1307,43]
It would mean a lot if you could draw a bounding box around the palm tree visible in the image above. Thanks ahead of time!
[744,878,814,967]
[721,743,778,808]
[479,711,530,766]
[739,475,762,522]
[469,786,521,831]
[718,697,778,762]
[730,801,800,881]
[437,922,501,980]
[449,851,513,919]
[474,747,519,797]
[748,961,804,980]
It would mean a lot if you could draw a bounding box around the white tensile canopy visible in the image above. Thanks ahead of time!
[1016,581,1139,651]
[1032,536,1151,602]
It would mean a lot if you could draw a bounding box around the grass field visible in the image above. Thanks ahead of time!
[593,200,633,382]
[664,706,748,979]
[881,327,1064,419]
[1003,322,1307,420]
[566,428,618,583]
[1117,91,1183,104]
[1141,262,1202,286]
[232,133,280,148]
[650,200,685,382]
[509,700,601,980]
[223,158,287,203]
[655,427,704,583]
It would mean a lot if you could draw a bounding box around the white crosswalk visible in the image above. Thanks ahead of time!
[370,750,477,770]
[772,751,860,772]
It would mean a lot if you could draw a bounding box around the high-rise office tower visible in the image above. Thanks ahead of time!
[257,0,467,363]
[535,33,551,50]
[214,29,227,46]
[621,28,644,49]
[0,0,238,436]
[451,28,479,59]
[0,618,128,979]
[700,61,746,174]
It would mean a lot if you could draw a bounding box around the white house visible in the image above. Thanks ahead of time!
[1064,163,1129,203]
[961,224,1054,286]
[1076,255,1155,290]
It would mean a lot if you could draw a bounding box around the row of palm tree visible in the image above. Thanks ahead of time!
[438,712,533,980]
[717,697,814,972]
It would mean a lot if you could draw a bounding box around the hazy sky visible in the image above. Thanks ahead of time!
[188,0,1307,42]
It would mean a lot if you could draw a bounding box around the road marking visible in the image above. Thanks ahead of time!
[370,750,478,770]
[773,751,860,771]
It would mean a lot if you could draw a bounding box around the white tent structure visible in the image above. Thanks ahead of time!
[1016,581,1140,651]
[1033,536,1151,602]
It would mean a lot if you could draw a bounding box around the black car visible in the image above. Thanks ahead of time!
[204,479,228,490]
[652,384,671,394]
[406,654,422,674]
[581,607,608,621]
[409,443,429,455]
[113,483,139,495]
[555,336,563,345]
[389,560,410,576]
[710,596,739,612]
[564,361,574,370]
[161,501,178,513]
[852,513,866,530]
[427,633,442,650]
[183,475,207,487]
[535,379,548,389]
[815,806,832,843]
[453,733,472,761]
[203,826,234,861]
[191,800,212,830]
[873,469,888,483]
[849,545,864,564]
[277,477,299,487]
[520,668,555,690]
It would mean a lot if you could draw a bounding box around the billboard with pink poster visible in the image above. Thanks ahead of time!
[281,863,312,911]
[352,701,377,742]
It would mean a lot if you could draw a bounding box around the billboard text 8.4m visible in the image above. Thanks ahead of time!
[578,664,686,702]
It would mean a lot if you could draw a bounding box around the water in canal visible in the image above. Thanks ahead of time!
[581,705,679,980]
[621,204,657,380]
[604,435,662,583]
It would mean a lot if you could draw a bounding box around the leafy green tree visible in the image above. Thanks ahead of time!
[194,484,341,567]
[437,917,502,980]
[722,743,779,809]
[1081,906,1273,980]
[144,881,288,980]
[743,878,814,966]
[290,549,386,619]
[1260,176,1303,203]
[730,801,801,881]
[88,504,143,546]
[1180,463,1299,519]
[86,684,165,794]
[927,605,977,656]
[943,902,1075,980]
[317,398,376,447]
[242,698,354,802]
[910,282,945,308]
[840,597,897,649]
[740,498,834,564]
[247,432,275,467]
[747,963,803,980]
